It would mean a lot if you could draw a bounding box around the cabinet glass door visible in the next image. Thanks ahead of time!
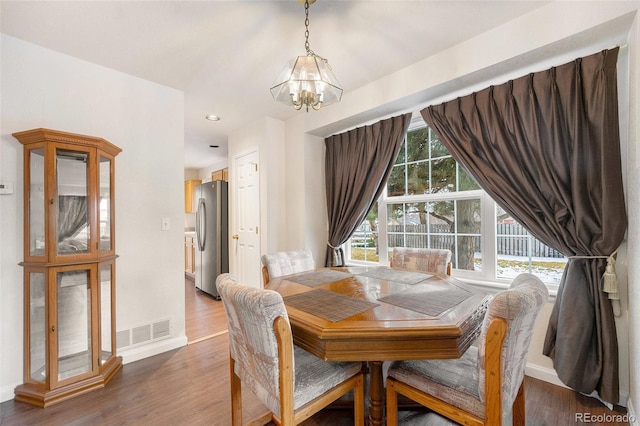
[29,148,45,257]
[56,149,90,256]
[100,263,113,362]
[99,155,112,252]
[28,271,46,383]
[56,268,92,382]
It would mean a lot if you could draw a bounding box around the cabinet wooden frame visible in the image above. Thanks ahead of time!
[13,128,122,407]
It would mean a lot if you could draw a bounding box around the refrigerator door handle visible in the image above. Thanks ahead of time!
[196,198,206,251]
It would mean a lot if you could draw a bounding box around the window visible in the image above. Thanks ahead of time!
[346,116,566,289]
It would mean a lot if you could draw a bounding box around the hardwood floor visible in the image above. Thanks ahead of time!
[184,277,228,343]
[0,278,630,425]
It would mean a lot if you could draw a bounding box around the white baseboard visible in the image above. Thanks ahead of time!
[1,384,17,404]
[120,335,188,364]
[525,362,569,389]
[525,362,630,408]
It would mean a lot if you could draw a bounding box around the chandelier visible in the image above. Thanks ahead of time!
[270,0,342,112]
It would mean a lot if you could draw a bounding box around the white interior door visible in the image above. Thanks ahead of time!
[233,150,261,288]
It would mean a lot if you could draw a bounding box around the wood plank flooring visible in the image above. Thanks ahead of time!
[184,277,228,343]
[0,278,631,425]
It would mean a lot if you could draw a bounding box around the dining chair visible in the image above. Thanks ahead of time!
[216,273,365,426]
[390,247,453,275]
[261,249,316,285]
[385,273,548,426]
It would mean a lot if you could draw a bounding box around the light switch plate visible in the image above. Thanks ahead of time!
[161,217,170,231]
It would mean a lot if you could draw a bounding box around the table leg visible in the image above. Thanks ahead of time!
[368,361,384,426]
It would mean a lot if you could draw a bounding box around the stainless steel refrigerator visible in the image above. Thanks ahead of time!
[194,180,228,298]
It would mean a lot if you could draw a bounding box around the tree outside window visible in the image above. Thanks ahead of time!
[347,117,566,287]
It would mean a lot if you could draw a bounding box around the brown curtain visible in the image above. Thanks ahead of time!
[324,113,412,266]
[421,48,626,404]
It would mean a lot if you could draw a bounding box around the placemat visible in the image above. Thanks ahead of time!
[284,289,379,322]
[378,283,473,317]
[287,269,353,288]
[356,268,432,285]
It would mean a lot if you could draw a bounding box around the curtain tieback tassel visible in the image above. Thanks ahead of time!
[602,254,619,299]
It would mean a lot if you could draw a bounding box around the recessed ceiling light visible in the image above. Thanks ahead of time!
[209,145,219,148]
[205,114,220,121]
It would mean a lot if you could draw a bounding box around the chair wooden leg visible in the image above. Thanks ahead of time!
[512,380,525,426]
[385,378,399,426]
[354,374,365,426]
[229,355,243,426]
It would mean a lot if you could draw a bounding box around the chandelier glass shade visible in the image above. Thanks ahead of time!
[271,55,342,111]
[270,0,342,112]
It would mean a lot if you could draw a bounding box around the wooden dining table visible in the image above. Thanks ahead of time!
[266,265,492,426]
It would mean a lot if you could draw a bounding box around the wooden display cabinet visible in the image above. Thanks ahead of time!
[13,128,122,407]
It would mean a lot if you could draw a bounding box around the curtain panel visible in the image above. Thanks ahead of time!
[421,48,626,404]
[324,113,412,267]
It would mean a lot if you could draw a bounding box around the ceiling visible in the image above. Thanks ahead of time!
[1,0,548,169]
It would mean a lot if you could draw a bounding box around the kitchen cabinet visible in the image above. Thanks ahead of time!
[184,179,201,213]
[185,234,196,277]
[211,168,228,182]
[13,128,122,407]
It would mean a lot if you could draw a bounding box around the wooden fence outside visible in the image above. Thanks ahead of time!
[353,223,563,259]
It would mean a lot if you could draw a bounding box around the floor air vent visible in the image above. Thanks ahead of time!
[116,318,172,349]
[116,330,130,349]
[153,319,171,339]
[132,324,151,345]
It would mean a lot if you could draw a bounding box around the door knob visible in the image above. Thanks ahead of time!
[232,234,239,240]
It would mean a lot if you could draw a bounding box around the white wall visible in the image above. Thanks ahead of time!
[0,35,186,402]
[280,1,640,408]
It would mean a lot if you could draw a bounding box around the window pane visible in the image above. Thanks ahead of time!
[430,157,456,193]
[406,127,429,162]
[387,203,406,250]
[388,124,480,199]
[407,162,428,194]
[458,164,480,191]
[496,206,566,284]
[349,205,380,263]
[387,165,406,197]
[454,199,482,271]
[429,130,449,158]
[395,138,406,165]
[385,199,481,272]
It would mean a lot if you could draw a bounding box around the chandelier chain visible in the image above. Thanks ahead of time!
[303,0,330,67]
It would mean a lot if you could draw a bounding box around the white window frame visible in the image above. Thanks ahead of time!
[344,115,561,294]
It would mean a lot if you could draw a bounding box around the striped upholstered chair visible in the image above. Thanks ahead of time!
[216,274,364,425]
[385,273,548,425]
[261,249,316,285]
[390,247,453,275]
